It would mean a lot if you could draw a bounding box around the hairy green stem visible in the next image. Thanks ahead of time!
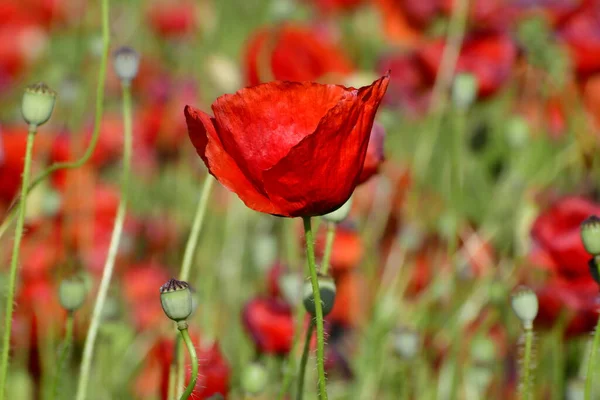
[0,127,36,399]
[522,325,534,400]
[0,0,109,241]
[178,325,198,400]
[585,317,600,400]
[51,313,75,400]
[75,83,132,400]
[302,217,328,400]
[296,320,315,400]
[320,222,336,276]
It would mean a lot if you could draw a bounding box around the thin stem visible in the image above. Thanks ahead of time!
[178,326,199,400]
[51,313,75,400]
[296,321,315,400]
[75,82,132,400]
[522,325,534,400]
[302,217,328,400]
[585,317,600,400]
[0,127,36,400]
[168,363,177,400]
[175,176,214,395]
[320,222,336,276]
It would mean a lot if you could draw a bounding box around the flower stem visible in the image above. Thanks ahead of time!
[296,320,315,400]
[0,126,36,400]
[178,323,198,400]
[302,217,328,400]
[585,317,600,400]
[0,0,109,241]
[168,362,177,400]
[75,82,132,400]
[521,324,534,400]
[320,222,336,276]
[51,313,75,400]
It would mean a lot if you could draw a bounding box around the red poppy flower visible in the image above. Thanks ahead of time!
[267,262,287,299]
[418,32,517,97]
[146,1,197,38]
[315,223,364,274]
[122,263,170,331]
[242,297,295,355]
[531,196,600,280]
[358,122,386,184]
[307,0,365,13]
[557,1,600,77]
[244,24,354,86]
[535,277,598,336]
[328,272,364,326]
[185,75,389,217]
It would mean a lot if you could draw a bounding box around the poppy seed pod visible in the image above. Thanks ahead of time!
[511,286,538,328]
[112,46,140,84]
[303,275,336,317]
[452,73,477,109]
[581,215,600,256]
[58,276,88,312]
[21,82,56,127]
[159,278,193,322]
[393,327,420,360]
[240,362,268,395]
[322,196,353,223]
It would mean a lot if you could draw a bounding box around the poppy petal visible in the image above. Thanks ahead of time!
[263,75,389,217]
[184,106,279,214]
[211,81,346,186]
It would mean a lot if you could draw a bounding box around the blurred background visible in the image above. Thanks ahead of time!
[2,0,600,399]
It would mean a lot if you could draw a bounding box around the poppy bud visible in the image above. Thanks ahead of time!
[393,327,420,360]
[452,73,477,109]
[240,362,268,395]
[470,336,495,367]
[112,46,140,85]
[303,275,336,317]
[58,276,88,312]
[506,116,530,148]
[511,286,538,328]
[21,82,56,127]
[322,196,353,223]
[160,278,193,322]
[581,216,600,256]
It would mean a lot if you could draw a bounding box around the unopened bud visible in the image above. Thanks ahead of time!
[240,362,268,395]
[322,196,353,223]
[452,73,477,109]
[21,82,56,127]
[581,216,600,256]
[58,275,88,312]
[393,327,420,360]
[511,286,538,328]
[303,275,336,317]
[160,279,193,322]
[112,46,140,84]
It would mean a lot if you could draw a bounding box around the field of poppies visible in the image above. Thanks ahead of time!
[3,0,600,399]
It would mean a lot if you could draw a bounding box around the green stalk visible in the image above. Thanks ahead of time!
[296,321,315,400]
[75,82,132,400]
[168,362,177,400]
[320,222,336,276]
[178,324,199,400]
[175,175,214,395]
[0,127,36,400]
[302,217,328,400]
[51,313,75,400]
[585,317,600,400]
[522,325,534,400]
[0,0,110,241]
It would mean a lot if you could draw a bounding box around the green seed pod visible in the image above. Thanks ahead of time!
[112,46,140,84]
[21,82,56,127]
[58,276,88,312]
[160,279,193,322]
[452,73,477,109]
[240,362,268,395]
[470,336,496,367]
[393,327,420,360]
[511,286,538,328]
[322,196,353,223]
[581,215,600,256]
[303,275,336,317]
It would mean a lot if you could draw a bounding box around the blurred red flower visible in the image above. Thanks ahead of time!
[358,122,386,184]
[308,0,364,13]
[315,223,364,274]
[328,272,364,326]
[147,1,197,38]
[184,75,389,217]
[122,263,170,331]
[557,1,600,77]
[244,24,354,86]
[242,297,294,355]
[418,32,517,97]
[531,196,600,280]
